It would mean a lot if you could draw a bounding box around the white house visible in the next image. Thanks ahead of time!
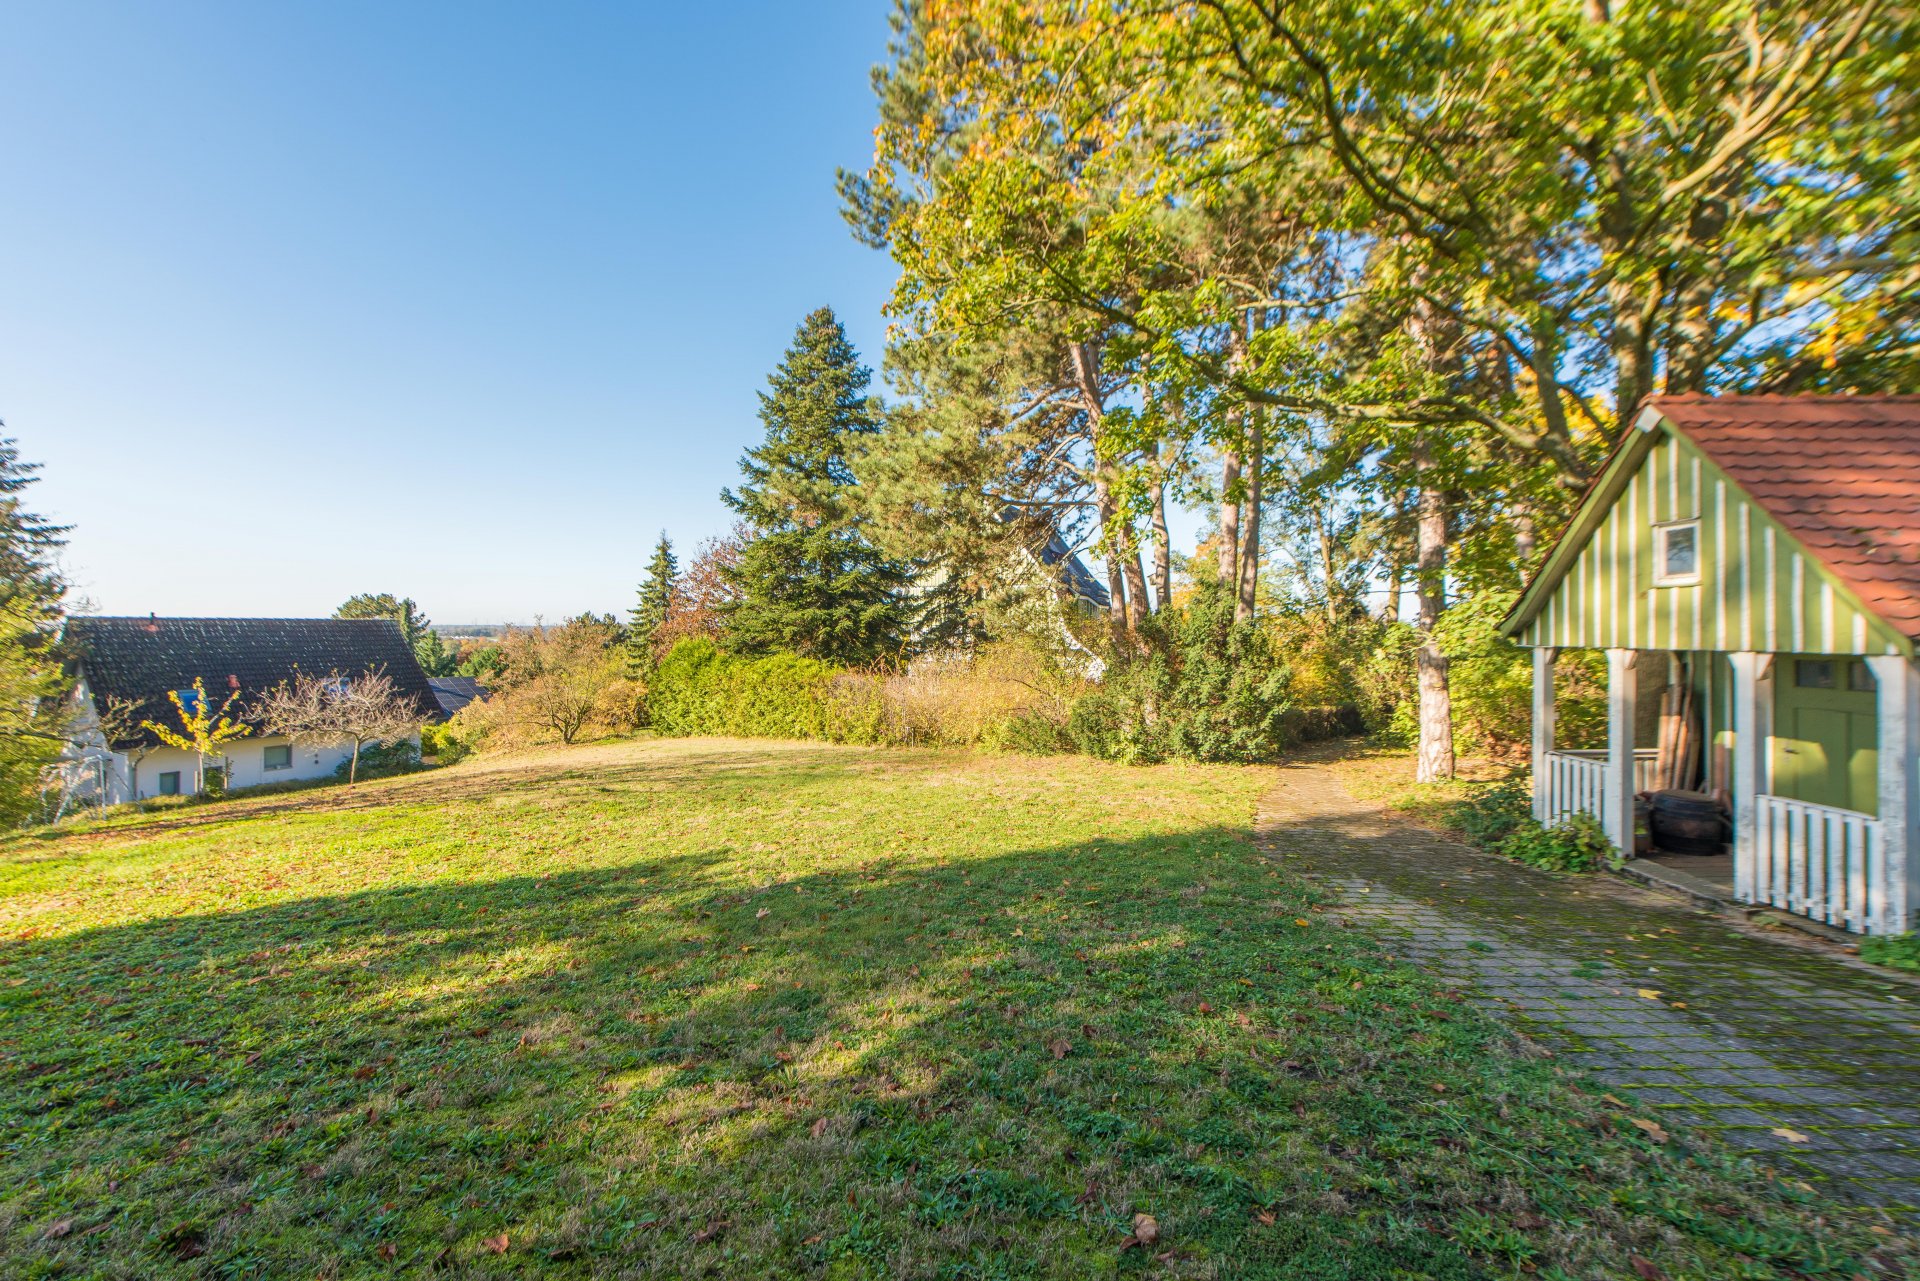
[61,616,443,804]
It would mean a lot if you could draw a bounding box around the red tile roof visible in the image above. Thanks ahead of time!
[1649,395,1920,641]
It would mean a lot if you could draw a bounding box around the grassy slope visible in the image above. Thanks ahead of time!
[0,739,1906,1279]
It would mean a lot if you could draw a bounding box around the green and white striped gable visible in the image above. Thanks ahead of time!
[1502,400,1919,658]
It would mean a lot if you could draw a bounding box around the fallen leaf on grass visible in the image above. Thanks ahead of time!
[1253,1210,1276,1226]
[1600,1094,1629,1109]
[483,1234,509,1255]
[1636,989,1662,1001]
[1629,1117,1670,1143]
[756,908,770,919]
[1049,1038,1071,1060]
[1195,1001,1213,1015]
[1294,918,1311,928]
[1771,1127,1811,1143]
[692,1219,729,1244]
[1121,1213,1160,1250]
[1628,1255,1665,1280]
[44,1218,72,1239]
[809,1116,830,1138]
[377,1242,396,1260]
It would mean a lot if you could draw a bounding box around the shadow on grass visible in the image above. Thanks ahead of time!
[0,775,1905,1279]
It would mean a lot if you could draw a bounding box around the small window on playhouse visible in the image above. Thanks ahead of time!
[1653,520,1700,586]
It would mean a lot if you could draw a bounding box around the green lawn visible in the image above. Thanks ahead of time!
[0,739,1906,1278]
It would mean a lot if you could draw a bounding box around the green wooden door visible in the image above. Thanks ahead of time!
[1771,657,1878,815]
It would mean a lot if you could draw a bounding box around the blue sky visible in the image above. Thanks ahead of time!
[4,2,909,622]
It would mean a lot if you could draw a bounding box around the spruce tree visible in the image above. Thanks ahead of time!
[720,308,910,665]
[0,436,69,624]
[0,435,71,824]
[628,532,677,670]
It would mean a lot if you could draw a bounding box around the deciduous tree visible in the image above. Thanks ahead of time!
[143,677,251,794]
[250,668,424,784]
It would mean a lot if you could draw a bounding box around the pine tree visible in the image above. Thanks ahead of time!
[720,308,911,665]
[628,532,678,671]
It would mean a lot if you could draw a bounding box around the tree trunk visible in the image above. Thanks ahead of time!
[1070,339,1139,637]
[1514,508,1538,571]
[349,738,361,785]
[1149,456,1171,613]
[1121,545,1150,631]
[1218,450,1241,586]
[1382,561,1402,623]
[1412,440,1455,783]
[1236,409,1263,622]
[1316,510,1338,621]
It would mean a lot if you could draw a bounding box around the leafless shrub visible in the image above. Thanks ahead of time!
[250,668,425,783]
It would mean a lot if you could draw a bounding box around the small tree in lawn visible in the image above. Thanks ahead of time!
[141,677,251,795]
[252,668,423,784]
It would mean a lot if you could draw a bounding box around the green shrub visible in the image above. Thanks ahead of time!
[420,720,472,765]
[647,638,839,741]
[1068,579,1316,765]
[1496,812,1617,873]
[1452,778,1534,847]
[335,739,423,781]
[1860,934,1920,973]
[979,709,1073,756]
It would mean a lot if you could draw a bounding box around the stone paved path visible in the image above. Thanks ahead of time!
[1255,760,1920,1217]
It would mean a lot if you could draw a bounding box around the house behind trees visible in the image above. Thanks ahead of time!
[62,616,442,802]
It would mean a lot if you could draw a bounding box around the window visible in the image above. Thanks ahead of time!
[173,687,203,715]
[263,743,293,771]
[157,771,182,795]
[1653,520,1700,585]
[1796,659,1837,689]
[1795,659,1877,692]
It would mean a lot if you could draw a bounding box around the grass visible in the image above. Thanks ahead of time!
[0,737,1908,1278]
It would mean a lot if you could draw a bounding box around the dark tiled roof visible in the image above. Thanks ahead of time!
[1036,528,1112,609]
[1650,395,1920,641]
[66,616,443,748]
[427,675,488,717]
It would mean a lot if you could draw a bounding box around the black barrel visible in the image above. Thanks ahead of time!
[1649,789,1726,856]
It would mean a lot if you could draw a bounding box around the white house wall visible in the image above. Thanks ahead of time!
[126,737,357,800]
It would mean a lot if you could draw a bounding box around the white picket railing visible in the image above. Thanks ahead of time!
[1541,749,1658,827]
[1751,793,1889,934]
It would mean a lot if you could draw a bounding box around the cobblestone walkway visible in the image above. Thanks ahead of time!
[1255,761,1920,1216]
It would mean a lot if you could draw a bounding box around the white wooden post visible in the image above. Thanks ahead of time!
[1867,654,1917,934]
[1728,652,1774,904]
[1605,648,1638,854]
[1531,647,1557,822]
